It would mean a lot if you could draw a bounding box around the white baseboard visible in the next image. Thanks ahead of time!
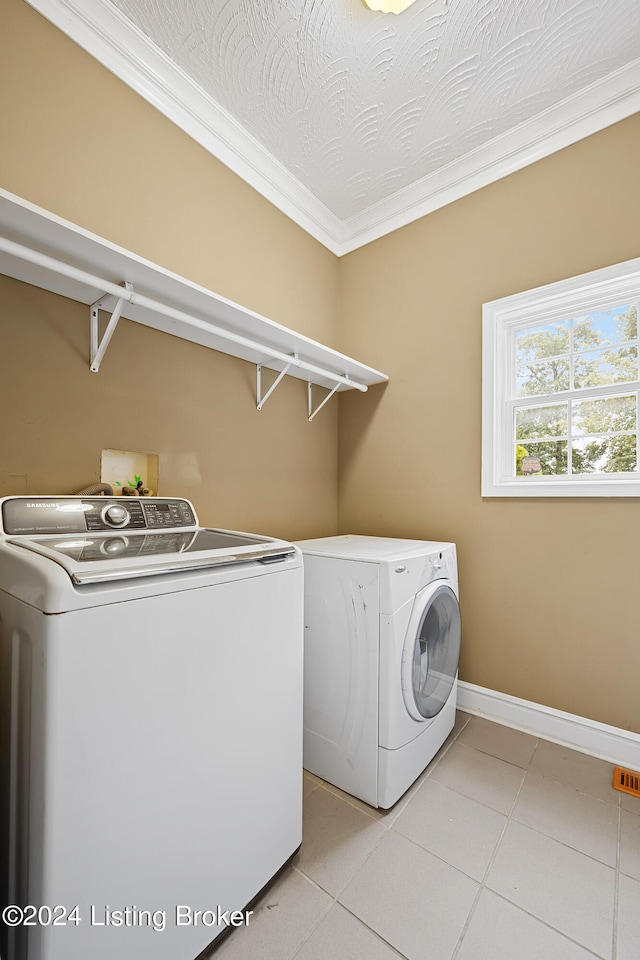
[457,681,640,771]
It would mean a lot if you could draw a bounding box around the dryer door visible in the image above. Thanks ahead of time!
[402,580,461,721]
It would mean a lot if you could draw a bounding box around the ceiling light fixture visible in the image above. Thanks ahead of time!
[362,0,419,12]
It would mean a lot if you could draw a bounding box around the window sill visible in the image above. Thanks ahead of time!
[481,476,640,497]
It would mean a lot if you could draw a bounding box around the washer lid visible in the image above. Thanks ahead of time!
[296,535,454,562]
[8,528,296,584]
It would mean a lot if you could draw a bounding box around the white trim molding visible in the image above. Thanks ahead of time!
[24,0,345,253]
[338,59,640,254]
[24,0,640,256]
[458,680,640,770]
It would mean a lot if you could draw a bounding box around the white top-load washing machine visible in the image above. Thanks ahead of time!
[0,495,303,960]
[296,535,461,809]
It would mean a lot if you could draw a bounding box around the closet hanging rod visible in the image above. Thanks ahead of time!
[0,236,367,393]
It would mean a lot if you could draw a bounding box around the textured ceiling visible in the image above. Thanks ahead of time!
[106,0,640,223]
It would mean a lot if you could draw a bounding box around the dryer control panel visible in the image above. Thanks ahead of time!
[0,497,197,536]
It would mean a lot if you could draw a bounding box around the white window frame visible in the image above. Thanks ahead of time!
[482,257,640,497]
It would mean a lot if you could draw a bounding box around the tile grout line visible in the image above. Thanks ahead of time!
[288,716,473,960]
[284,875,335,960]
[327,900,413,960]
[290,826,411,960]
[429,752,623,869]
[446,882,483,960]
[289,782,397,956]
[509,813,620,871]
[500,736,617,960]
[486,889,611,960]
[448,736,538,960]
[611,799,621,960]
[448,736,614,960]
[215,718,625,960]
[470,733,615,960]
[450,739,622,808]
[303,712,471,827]
[428,741,534,816]
[282,774,385,960]
[303,724,621,960]
[400,740,617,958]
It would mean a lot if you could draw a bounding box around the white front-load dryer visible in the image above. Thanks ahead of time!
[296,535,460,809]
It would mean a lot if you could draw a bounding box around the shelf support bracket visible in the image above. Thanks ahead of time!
[308,381,341,422]
[90,281,133,372]
[256,356,295,410]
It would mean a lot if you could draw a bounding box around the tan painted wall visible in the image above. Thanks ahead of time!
[338,115,640,733]
[2,0,639,729]
[0,0,338,539]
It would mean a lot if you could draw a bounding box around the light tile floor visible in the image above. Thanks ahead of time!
[208,713,640,960]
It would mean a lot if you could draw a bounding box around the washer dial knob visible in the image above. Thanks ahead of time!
[102,503,130,528]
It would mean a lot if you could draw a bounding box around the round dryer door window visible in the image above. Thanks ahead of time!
[402,581,461,721]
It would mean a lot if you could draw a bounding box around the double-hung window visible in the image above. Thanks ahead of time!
[482,258,640,497]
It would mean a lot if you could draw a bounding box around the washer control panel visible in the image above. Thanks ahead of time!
[0,497,197,536]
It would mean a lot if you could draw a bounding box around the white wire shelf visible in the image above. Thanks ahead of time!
[0,190,388,416]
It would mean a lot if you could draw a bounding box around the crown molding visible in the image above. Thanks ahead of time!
[24,0,640,257]
[336,57,640,254]
[24,0,346,254]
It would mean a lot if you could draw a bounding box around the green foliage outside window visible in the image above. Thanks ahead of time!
[515,306,638,476]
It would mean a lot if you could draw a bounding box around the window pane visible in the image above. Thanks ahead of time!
[516,403,568,440]
[572,395,636,436]
[573,305,637,353]
[573,344,638,390]
[516,358,570,397]
[515,440,568,476]
[516,320,569,364]
[572,436,637,474]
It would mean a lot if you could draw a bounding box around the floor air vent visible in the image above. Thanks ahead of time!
[613,767,640,798]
